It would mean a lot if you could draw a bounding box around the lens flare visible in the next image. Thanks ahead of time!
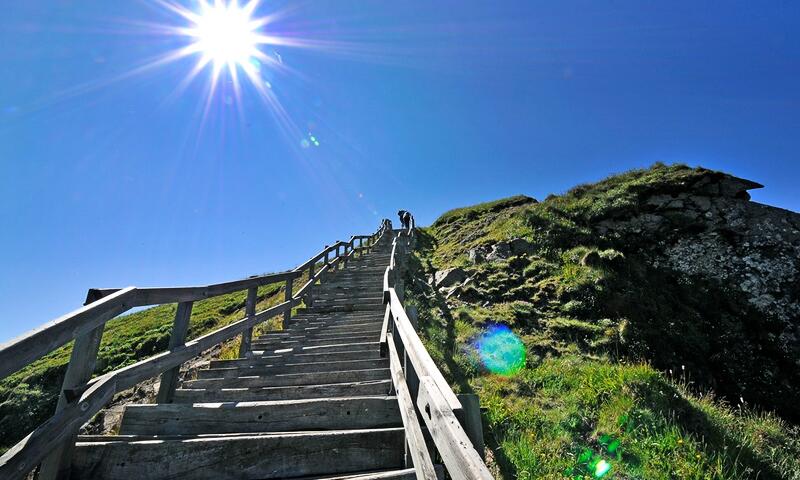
[474,324,525,375]
[594,459,611,478]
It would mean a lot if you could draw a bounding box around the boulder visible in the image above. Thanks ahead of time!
[435,267,467,288]
[468,248,485,264]
[509,238,534,255]
[486,242,511,262]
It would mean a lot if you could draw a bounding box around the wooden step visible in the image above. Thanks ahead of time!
[256,342,381,356]
[209,350,381,368]
[311,295,384,302]
[302,468,416,480]
[72,428,405,479]
[292,313,383,323]
[252,330,382,344]
[252,328,382,343]
[183,368,391,389]
[120,396,401,435]
[197,358,388,379]
[252,334,379,348]
[253,321,383,341]
[311,301,384,309]
[173,379,392,403]
[306,308,385,313]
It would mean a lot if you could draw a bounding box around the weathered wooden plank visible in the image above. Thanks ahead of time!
[209,350,381,368]
[156,301,194,404]
[134,272,301,306]
[256,342,381,356]
[252,328,383,343]
[284,276,294,326]
[309,468,417,480]
[198,358,389,379]
[388,290,462,415]
[120,396,401,435]
[456,394,485,460]
[385,296,459,413]
[239,287,258,357]
[416,377,493,480]
[295,263,331,299]
[383,265,393,304]
[38,323,106,480]
[253,330,379,342]
[85,300,292,394]
[0,374,117,480]
[387,334,437,480]
[304,305,386,315]
[173,379,393,403]
[71,428,406,480]
[184,368,391,390]
[380,304,391,357]
[0,287,136,382]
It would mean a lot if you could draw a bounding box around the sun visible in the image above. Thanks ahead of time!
[186,0,263,72]
[144,0,316,140]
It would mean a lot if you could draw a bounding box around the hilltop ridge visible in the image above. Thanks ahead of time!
[405,163,800,479]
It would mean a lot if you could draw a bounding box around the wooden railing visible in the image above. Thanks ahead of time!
[0,222,391,480]
[380,218,493,480]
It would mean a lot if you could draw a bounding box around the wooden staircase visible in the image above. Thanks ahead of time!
[71,243,409,479]
[0,220,492,480]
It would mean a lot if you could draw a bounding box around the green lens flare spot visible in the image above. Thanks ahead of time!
[474,324,525,376]
[594,459,611,478]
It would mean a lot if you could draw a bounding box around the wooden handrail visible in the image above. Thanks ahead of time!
[387,289,462,413]
[0,220,391,480]
[0,228,390,384]
[387,332,437,480]
[380,217,492,479]
[418,377,492,480]
[0,287,138,381]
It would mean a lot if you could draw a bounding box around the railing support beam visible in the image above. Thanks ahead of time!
[284,277,293,326]
[457,393,485,460]
[238,287,257,357]
[156,301,194,404]
[38,323,105,480]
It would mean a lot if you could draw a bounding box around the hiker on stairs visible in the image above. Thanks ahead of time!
[397,210,412,230]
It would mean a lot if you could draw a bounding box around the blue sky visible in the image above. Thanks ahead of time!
[1,1,798,343]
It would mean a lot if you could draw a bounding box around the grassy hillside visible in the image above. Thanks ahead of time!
[0,275,303,454]
[406,163,800,479]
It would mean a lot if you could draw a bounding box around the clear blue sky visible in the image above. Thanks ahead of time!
[1,1,798,343]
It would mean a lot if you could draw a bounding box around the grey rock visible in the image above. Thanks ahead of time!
[486,242,511,261]
[509,238,534,255]
[468,248,485,264]
[435,267,467,288]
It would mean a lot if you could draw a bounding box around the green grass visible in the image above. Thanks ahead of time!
[479,357,800,479]
[0,272,308,454]
[406,163,800,479]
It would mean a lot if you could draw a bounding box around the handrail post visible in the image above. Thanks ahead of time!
[38,323,106,480]
[156,301,194,403]
[457,393,485,460]
[238,287,257,357]
[306,264,314,307]
[284,276,293,326]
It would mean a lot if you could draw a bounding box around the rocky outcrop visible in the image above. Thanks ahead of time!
[591,172,800,329]
[434,267,467,288]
